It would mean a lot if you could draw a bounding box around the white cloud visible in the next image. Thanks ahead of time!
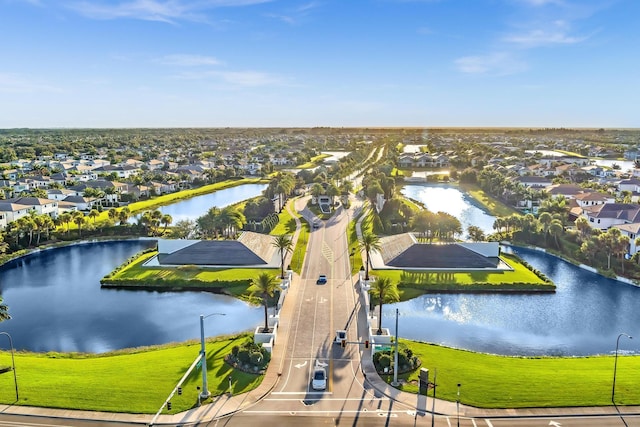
[504,20,588,47]
[175,69,284,87]
[159,54,221,66]
[0,73,61,93]
[68,0,272,23]
[455,52,527,75]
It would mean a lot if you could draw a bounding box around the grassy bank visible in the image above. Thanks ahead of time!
[373,253,554,298]
[100,251,270,298]
[0,335,263,414]
[386,340,638,408]
[459,183,519,217]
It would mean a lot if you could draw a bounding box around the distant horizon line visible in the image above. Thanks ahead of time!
[2,126,639,131]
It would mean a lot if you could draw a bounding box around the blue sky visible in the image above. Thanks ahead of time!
[1,0,638,128]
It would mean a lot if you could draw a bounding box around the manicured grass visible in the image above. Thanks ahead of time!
[0,335,263,414]
[373,253,553,295]
[296,154,331,169]
[386,340,639,408]
[101,252,273,299]
[270,203,296,236]
[459,183,518,217]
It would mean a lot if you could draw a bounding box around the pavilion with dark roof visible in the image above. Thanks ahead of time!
[144,231,280,268]
[369,233,511,272]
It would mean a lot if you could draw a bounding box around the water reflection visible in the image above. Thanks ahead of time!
[385,246,640,356]
[132,183,268,223]
[0,241,262,353]
[400,184,496,236]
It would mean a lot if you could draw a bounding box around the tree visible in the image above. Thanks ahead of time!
[549,219,564,248]
[118,207,131,226]
[88,209,99,225]
[575,216,591,240]
[272,234,293,279]
[160,214,173,233]
[248,272,280,333]
[359,231,381,281]
[467,225,486,242]
[72,211,85,237]
[369,277,399,335]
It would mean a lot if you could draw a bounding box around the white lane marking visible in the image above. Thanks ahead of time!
[294,360,307,368]
[486,420,494,427]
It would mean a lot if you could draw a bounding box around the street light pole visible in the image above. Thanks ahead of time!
[457,383,461,427]
[0,332,18,401]
[612,332,632,426]
[392,308,399,386]
[200,313,226,400]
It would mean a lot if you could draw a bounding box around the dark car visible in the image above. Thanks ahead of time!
[316,274,327,284]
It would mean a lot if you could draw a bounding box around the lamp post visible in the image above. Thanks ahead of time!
[391,308,399,386]
[457,383,461,427]
[0,332,18,401]
[200,313,226,400]
[612,333,632,426]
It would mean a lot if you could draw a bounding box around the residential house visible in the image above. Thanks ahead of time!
[62,195,100,211]
[47,188,79,201]
[515,176,553,188]
[0,201,32,229]
[580,203,640,231]
[614,223,640,254]
[4,197,58,219]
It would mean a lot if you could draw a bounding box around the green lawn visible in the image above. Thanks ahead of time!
[460,183,519,217]
[0,335,263,414]
[101,251,273,299]
[373,253,553,295]
[385,340,638,408]
[296,153,331,169]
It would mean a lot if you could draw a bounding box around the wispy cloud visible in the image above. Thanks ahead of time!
[266,1,320,25]
[159,54,221,66]
[0,72,61,93]
[175,69,284,87]
[504,20,589,47]
[517,0,564,6]
[455,52,527,76]
[68,0,272,23]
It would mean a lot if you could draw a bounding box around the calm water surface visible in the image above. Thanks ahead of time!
[385,246,640,356]
[134,183,268,223]
[401,184,496,236]
[0,241,262,353]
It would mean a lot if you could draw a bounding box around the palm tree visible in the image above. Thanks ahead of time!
[118,207,131,226]
[160,214,173,234]
[359,231,381,281]
[369,277,399,335]
[72,211,85,237]
[549,219,563,248]
[272,234,293,279]
[248,272,280,333]
[88,209,99,225]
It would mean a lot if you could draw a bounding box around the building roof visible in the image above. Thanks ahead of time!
[386,244,501,269]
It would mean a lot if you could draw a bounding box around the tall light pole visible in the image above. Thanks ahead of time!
[457,383,461,427]
[391,308,399,386]
[200,313,226,400]
[612,332,632,426]
[0,332,18,401]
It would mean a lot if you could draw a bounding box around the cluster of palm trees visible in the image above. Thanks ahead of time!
[196,205,246,239]
[409,210,463,242]
[4,212,56,247]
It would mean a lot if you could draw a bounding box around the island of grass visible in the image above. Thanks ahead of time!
[101,249,267,300]
[373,252,554,298]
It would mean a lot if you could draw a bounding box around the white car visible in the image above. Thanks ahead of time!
[312,367,327,390]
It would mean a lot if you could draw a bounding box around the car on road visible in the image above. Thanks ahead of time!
[316,274,327,284]
[313,220,320,229]
[312,367,327,390]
